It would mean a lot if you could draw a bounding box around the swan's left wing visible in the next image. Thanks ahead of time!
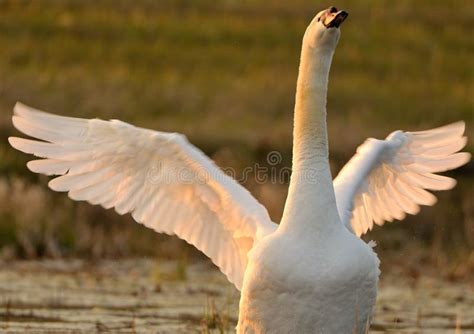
[333,122,470,236]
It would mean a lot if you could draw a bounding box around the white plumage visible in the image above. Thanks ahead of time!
[334,122,470,236]
[10,103,277,290]
[9,6,470,333]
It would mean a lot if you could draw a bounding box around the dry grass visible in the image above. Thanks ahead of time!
[0,259,472,333]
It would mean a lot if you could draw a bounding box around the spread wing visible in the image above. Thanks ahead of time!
[9,102,277,290]
[334,122,470,236]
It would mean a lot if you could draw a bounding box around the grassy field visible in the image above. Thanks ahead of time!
[0,0,472,279]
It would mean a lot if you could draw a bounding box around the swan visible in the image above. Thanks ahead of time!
[8,6,470,333]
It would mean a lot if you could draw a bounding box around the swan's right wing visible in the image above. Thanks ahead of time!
[9,102,278,290]
[334,122,470,236]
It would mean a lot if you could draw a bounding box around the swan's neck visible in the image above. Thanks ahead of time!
[279,42,341,236]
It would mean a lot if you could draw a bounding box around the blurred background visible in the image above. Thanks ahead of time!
[0,0,472,281]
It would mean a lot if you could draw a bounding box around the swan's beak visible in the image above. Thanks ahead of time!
[323,7,348,29]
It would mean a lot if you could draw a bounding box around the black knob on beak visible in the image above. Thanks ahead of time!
[324,9,349,28]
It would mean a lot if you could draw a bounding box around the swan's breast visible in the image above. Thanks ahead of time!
[237,230,379,333]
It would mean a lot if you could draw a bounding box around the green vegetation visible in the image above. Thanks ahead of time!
[0,1,472,277]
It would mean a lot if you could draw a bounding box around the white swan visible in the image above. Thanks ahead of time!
[8,6,470,333]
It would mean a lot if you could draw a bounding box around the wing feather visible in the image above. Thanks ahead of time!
[9,102,277,290]
[27,159,74,175]
[334,123,470,236]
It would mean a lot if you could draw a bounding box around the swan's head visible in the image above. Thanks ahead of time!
[303,6,348,51]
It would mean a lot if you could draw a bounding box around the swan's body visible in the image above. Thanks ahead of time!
[238,223,378,332]
[238,10,379,332]
[9,7,470,333]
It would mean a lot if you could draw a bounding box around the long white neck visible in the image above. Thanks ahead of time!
[279,38,341,237]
